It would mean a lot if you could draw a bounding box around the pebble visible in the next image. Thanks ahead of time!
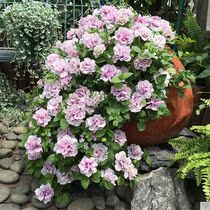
[0,122,9,134]
[105,189,116,196]
[17,134,25,141]
[31,179,39,192]
[0,157,14,169]
[10,159,25,174]
[6,132,17,140]
[22,208,38,210]
[0,148,13,158]
[0,203,20,210]
[14,155,21,161]
[116,185,133,203]
[11,126,25,135]
[11,193,28,205]
[1,120,10,127]
[0,187,11,203]
[32,196,53,209]
[0,170,19,184]
[114,201,130,210]
[71,191,90,201]
[2,140,17,150]
[106,194,120,207]
[14,185,30,195]
[68,198,94,210]
[92,196,106,210]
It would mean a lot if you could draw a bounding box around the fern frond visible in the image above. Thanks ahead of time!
[184,12,207,52]
[201,167,210,201]
[180,157,210,178]
[194,168,202,186]
[169,136,209,162]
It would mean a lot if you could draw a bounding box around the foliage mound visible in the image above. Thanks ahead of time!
[23,5,192,204]
[170,98,210,201]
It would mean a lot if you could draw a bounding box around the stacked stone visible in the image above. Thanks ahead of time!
[0,121,205,210]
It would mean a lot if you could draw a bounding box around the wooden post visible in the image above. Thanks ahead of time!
[207,0,210,31]
[196,0,208,30]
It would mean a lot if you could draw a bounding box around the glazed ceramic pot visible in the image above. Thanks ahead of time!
[123,56,193,145]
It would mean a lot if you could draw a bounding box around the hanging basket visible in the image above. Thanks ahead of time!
[123,56,193,145]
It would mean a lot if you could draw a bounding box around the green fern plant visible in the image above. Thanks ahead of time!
[169,99,210,201]
[184,12,208,52]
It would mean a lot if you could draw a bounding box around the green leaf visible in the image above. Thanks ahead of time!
[81,177,90,189]
[48,154,58,163]
[143,149,152,166]
[111,76,123,84]
[130,179,137,189]
[197,69,210,78]
[137,121,145,131]
[132,46,141,53]
[60,118,68,130]
[104,180,114,190]
[122,72,133,80]
[55,192,71,205]
[117,175,125,186]
[96,130,106,138]
[92,171,101,183]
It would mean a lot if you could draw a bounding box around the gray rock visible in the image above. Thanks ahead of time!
[194,202,200,210]
[10,159,25,174]
[186,181,205,204]
[6,132,17,140]
[22,208,38,210]
[31,179,39,192]
[11,126,25,135]
[116,185,133,203]
[88,184,104,196]
[11,193,28,205]
[0,187,11,203]
[106,194,120,207]
[0,170,19,184]
[92,196,106,210]
[0,148,13,158]
[105,189,116,196]
[0,203,20,210]
[115,201,130,210]
[71,191,90,201]
[131,167,193,210]
[0,157,14,169]
[179,128,198,137]
[55,193,71,208]
[14,185,30,195]
[1,120,10,127]
[2,140,17,150]
[0,122,8,134]
[17,134,25,141]
[140,146,175,171]
[32,196,53,209]
[67,198,94,210]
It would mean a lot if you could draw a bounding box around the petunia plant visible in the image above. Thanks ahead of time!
[22,5,193,204]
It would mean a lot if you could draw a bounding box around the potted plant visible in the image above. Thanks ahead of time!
[22,5,194,203]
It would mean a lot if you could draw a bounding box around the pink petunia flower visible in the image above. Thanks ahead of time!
[114,27,134,45]
[101,168,118,185]
[78,156,98,177]
[114,130,127,146]
[128,144,144,160]
[86,114,106,132]
[115,151,132,172]
[35,184,54,204]
[33,108,51,127]
[92,143,108,163]
[54,135,78,158]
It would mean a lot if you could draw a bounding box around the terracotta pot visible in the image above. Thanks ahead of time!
[123,56,193,145]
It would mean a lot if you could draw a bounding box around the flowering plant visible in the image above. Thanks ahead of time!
[23,5,193,204]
